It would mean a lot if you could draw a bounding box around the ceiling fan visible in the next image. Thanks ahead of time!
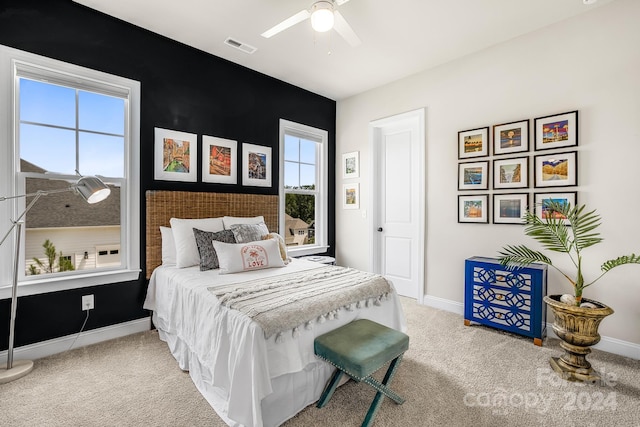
[261,0,361,47]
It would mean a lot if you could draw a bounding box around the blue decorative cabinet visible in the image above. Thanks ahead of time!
[464,257,547,346]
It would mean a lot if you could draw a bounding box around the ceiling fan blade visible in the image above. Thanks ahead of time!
[333,11,361,47]
[261,9,311,38]
[335,0,351,5]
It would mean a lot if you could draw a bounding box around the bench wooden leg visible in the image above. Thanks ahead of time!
[361,354,404,427]
[317,369,344,408]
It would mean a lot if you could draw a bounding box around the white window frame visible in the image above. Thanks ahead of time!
[279,119,329,257]
[0,44,140,298]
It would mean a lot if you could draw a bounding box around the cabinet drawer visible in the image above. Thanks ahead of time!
[464,256,547,345]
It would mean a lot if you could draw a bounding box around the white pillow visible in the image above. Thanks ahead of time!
[212,239,285,274]
[159,226,176,265]
[169,217,224,268]
[223,216,265,229]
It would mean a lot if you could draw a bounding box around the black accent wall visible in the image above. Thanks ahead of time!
[0,0,336,350]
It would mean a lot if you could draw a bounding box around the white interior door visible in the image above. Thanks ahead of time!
[369,109,425,300]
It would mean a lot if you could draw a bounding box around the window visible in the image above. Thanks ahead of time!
[0,45,140,298]
[279,119,328,256]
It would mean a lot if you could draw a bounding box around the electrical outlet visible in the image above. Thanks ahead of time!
[82,294,94,311]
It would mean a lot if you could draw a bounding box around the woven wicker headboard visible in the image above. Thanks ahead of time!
[145,190,279,279]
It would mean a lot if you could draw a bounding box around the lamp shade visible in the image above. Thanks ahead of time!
[311,1,334,32]
[75,176,111,204]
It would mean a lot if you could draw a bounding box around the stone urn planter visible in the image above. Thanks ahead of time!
[544,295,614,383]
[498,200,639,382]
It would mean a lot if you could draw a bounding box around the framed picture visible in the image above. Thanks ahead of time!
[534,151,577,188]
[493,156,529,189]
[458,194,489,223]
[242,143,272,187]
[202,136,237,184]
[343,183,360,209]
[534,191,577,225]
[493,193,529,225]
[342,151,360,178]
[493,120,529,155]
[154,127,197,182]
[458,127,489,159]
[458,161,489,190]
[534,110,578,151]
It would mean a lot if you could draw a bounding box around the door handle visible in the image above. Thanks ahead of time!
[377,227,383,232]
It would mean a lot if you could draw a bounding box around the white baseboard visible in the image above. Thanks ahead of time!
[423,294,464,315]
[0,317,151,364]
[422,294,639,360]
[545,323,640,360]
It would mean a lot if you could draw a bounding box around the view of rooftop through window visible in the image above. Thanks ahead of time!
[19,77,124,275]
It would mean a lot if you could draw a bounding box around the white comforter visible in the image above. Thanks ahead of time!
[143,258,406,427]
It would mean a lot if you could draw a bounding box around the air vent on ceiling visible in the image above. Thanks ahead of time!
[224,37,257,54]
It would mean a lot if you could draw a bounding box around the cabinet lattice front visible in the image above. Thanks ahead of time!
[464,257,547,346]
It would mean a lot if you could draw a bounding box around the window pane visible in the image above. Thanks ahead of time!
[20,79,75,128]
[284,135,299,161]
[24,177,121,276]
[79,132,124,177]
[284,193,316,246]
[20,123,75,174]
[299,139,316,165]
[284,161,299,188]
[79,91,125,135]
[300,164,316,188]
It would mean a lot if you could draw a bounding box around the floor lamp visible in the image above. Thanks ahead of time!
[0,176,110,384]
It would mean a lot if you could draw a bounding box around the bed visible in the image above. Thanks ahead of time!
[143,191,406,427]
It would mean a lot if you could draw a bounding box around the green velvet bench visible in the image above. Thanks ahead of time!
[314,319,409,427]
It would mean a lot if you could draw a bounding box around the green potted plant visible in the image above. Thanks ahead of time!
[498,200,639,382]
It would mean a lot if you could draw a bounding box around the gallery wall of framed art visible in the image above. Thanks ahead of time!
[154,127,274,189]
[456,110,579,224]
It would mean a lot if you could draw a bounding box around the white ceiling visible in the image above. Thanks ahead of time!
[73,0,614,101]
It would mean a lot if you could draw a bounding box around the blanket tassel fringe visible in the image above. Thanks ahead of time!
[281,293,390,342]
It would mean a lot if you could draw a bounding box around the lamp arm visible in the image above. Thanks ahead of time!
[0,191,49,246]
[0,186,76,202]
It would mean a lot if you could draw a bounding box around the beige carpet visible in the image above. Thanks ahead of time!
[2,298,639,426]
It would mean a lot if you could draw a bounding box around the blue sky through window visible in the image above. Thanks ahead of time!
[19,78,125,178]
[284,134,316,188]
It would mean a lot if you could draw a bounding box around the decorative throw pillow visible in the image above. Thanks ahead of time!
[169,217,225,268]
[212,239,285,274]
[262,232,290,264]
[222,216,265,229]
[192,228,236,271]
[229,222,270,243]
[160,226,176,265]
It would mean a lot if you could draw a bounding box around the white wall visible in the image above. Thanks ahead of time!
[336,0,640,346]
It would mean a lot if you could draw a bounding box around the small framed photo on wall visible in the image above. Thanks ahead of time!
[534,151,578,188]
[493,119,529,155]
[493,157,529,189]
[342,151,360,179]
[458,127,489,159]
[458,161,489,190]
[534,191,577,225]
[202,136,237,184]
[154,127,197,182]
[493,193,528,225]
[458,194,489,223]
[534,110,578,151]
[242,143,272,187]
[343,183,360,209]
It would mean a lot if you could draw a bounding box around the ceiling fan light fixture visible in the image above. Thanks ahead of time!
[311,1,335,32]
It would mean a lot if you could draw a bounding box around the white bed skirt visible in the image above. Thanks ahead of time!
[157,324,335,427]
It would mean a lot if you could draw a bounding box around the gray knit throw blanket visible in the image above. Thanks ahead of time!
[209,265,392,341]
